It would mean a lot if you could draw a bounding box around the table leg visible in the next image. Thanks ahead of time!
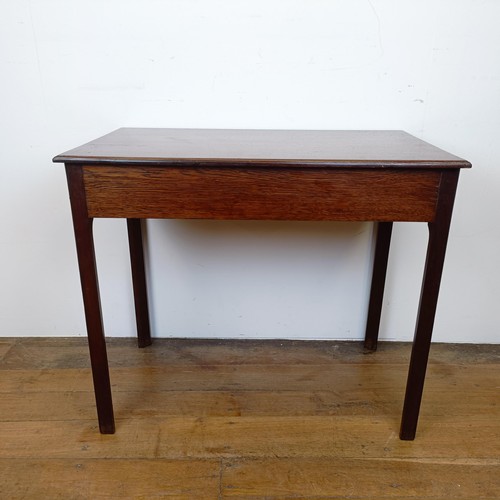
[127,219,152,348]
[364,222,393,351]
[66,165,115,434]
[400,170,460,440]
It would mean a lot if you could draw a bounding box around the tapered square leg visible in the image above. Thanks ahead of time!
[400,170,460,440]
[66,164,115,434]
[364,222,393,351]
[127,218,152,348]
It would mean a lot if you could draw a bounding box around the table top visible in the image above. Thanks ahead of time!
[53,128,471,169]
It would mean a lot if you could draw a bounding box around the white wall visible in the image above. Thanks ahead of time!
[1,0,498,342]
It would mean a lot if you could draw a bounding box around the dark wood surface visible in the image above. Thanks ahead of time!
[82,166,441,221]
[65,165,114,433]
[54,128,471,169]
[54,129,470,439]
[400,170,460,439]
[126,219,152,349]
[364,222,393,351]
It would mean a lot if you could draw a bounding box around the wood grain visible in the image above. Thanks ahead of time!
[0,339,15,361]
[83,166,441,221]
[53,129,471,169]
[3,363,499,394]
[222,457,500,498]
[2,337,498,368]
[1,338,499,498]
[66,164,115,433]
[0,459,220,499]
[2,416,500,460]
[3,387,499,422]
[57,130,471,438]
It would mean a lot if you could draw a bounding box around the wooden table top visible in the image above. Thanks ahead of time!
[54,128,471,169]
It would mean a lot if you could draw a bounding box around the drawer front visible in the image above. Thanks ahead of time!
[83,166,441,222]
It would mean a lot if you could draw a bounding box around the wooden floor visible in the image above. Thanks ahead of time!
[1,338,499,499]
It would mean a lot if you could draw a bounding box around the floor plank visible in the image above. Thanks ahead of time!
[1,338,499,369]
[1,415,500,460]
[3,388,498,421]
[1,362,498,398]
[0,338,16,362]
[0,458,220,499]
[221,457,500,498]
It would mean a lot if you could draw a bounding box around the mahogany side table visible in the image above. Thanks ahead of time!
[53,128,471,439]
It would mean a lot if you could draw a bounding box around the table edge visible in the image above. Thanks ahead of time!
[53,156,472,169]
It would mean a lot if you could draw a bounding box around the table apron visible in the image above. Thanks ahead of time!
[81,165,442,222]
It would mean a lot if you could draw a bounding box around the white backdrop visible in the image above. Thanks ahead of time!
[0,0,498,342]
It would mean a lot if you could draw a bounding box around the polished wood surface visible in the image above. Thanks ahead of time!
[401,170,460,439]
[126,219,152,348]
[65,166,114,433]
[55,129,470,439]
[53,128,471,169]
[1,338,499,499]
[364,221,393,351]
[82,166,441,221]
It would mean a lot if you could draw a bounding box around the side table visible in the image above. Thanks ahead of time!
[53,128,471,439]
